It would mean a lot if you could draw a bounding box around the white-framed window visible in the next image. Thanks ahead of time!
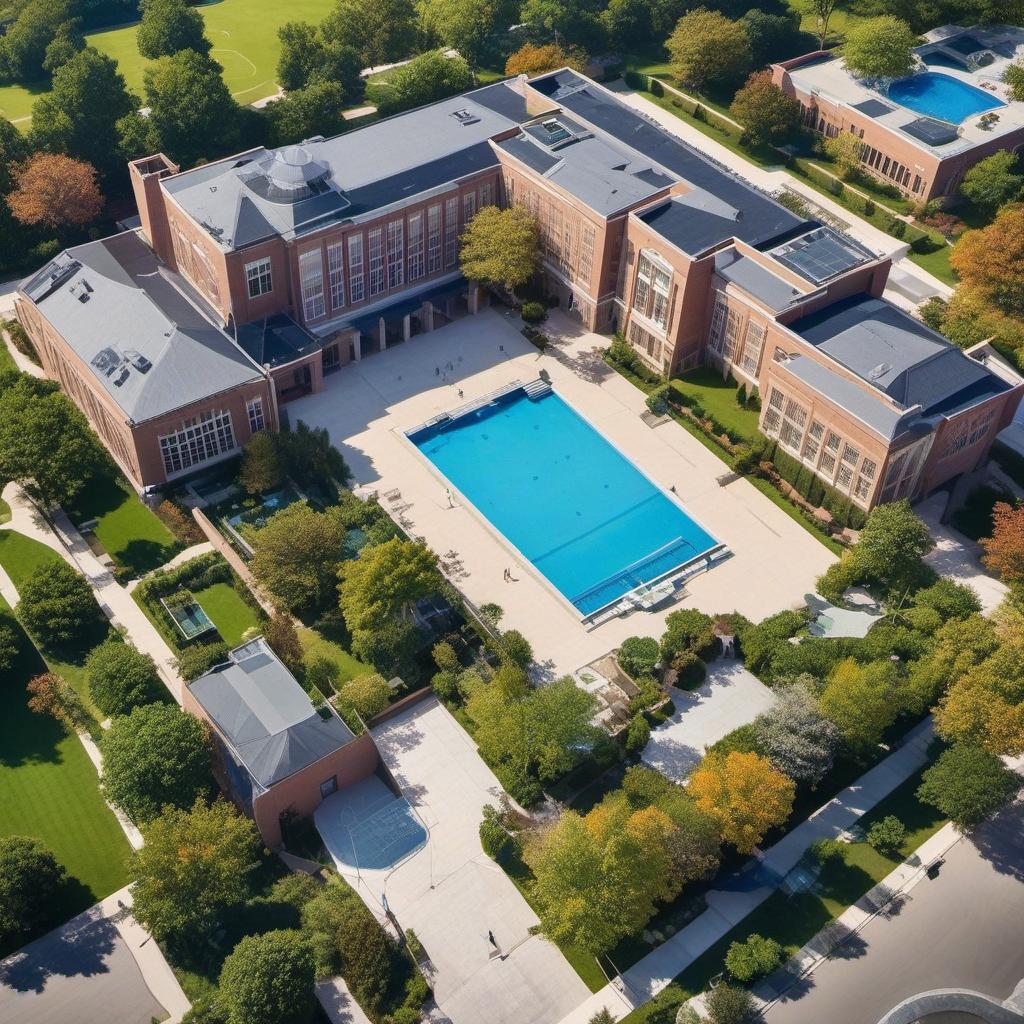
[778,397,808,453]
[841,443,860,467]
[299,249,326,321]
[629,321,661,363]
[763,387,785,435]
[632,252,672,330]
[463,191,476,223]
[445,197,459,267]
[159,410,235,475]
[579,225,595,284]
[246,398,265,433]
[348,234,364,303]
[708,297,728,355]
[245,257,272,298]
[386,219,404,290]
[740,320,765,375]
[427,204,442,273]
[327,241,345,310]
[480,182,493,207]
[802,420,824,463]
[837,464,854,490]
[368,227,384,296]
[407,211,424,282]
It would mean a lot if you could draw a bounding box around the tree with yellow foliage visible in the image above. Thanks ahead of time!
[819,657,902,751]
[504,43,585,78]
[688,751,794,854]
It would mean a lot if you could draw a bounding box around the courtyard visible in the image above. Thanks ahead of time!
[290,308,836,677]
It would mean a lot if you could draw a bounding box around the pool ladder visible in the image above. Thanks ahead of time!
[523,378,552,400]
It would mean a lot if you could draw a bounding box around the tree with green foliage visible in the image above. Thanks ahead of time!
[276,22,363,101]
[351,617,423,680]
[667,9,751,91]
[321,0,418,68]
[339,673,390,718]
[660,607,716,666]
[143,50,240,168]
[251,502,346,615]
[725,933,782,982]
[0,0,77,84]
[689,751,794,854]
[0,118,31,196]
[740,608,806,678]
[753,681,839,785]
[338,537,441,637]
[960,150,1024,214]
[519,0,608,53]
[479,803,515,860]
[0,836,67,947]
[625,714,651,755]
[86,639,165,718]
[841,17,918,80]
[100,703,211,823]
[851,499,934,595]
[823,131,865,179]
[335,912,396,1011]
[819,657,903,751]
[266,81,351,148]
[935,639,1024,756]
[238,431,283,495]
[740,10,803,70]
[219,930,316,1024]
[809,0,837,48]
[865,814,906,853]
[42,21,84,74]
[28,47,139,180]
[618,636,660,679]
[0,374,112,507]
[376,48,471,119]
[602,0,652,50]
[904,613,997,715]
[497,628,533,669]
[911,577,982,620]
[0,613,19,677]
[276,421,351,493]
[263,611,304,674]
[130,798,260,946]
[917,742,1021,829]
[730,72,801,146]
[17,559,102,645]
[419,0,500,76]
[137,0,211,60]
[459,204,540,295]
[1007,61,1024,103]
[526,801,678,955]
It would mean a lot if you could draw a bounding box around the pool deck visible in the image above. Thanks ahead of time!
[289,308,835,678]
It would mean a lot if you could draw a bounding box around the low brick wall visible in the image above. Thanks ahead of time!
[191,506,276,614]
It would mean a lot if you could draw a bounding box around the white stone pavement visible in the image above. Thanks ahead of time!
[126,540,214,592]
[0,482,185,703]
[558,718,936,1024]
[606,83,954,301]
[316,977,374,1024]
[290,308,836,678]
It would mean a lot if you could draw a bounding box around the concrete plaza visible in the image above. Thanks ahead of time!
[316,696,590,1024]
[290,308,835,677]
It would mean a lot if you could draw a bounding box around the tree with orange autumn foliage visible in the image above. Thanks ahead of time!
[950,204,1024,319]
[689,751,795,854]
[6,153,103,232]
[504,42,585,77]
[981,501,1024,594]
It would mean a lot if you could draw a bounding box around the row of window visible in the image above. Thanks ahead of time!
[762,387,877,503]
[505,175,596,286]
[628,321,662,364]
[243,182,496,321]
[707,296,765,378]
[632,252,673,330]
[159,409,237,476]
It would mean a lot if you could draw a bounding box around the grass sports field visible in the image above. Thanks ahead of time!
[0,0,335,125]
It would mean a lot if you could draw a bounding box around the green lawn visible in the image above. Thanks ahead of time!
[0,597,131,955]
[0,0,337,125]
[669,368,761,440]
[0,498,10,525]
[65,475,180,578]
[786,0,867,43]
[193,580,261,646]
[0,336,16,374]
[298,625,373,686]
[621,769,946,1023]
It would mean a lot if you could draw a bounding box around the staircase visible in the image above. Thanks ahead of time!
[523,378,552,400]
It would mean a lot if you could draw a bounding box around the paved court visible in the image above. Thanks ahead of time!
[642,658,777,782]
[324,696,590,1024]
[289,308,835,677]
[316,775,427,872]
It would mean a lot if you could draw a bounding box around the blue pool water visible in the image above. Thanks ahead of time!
[409,387,719,616]
[887,72,1004,123]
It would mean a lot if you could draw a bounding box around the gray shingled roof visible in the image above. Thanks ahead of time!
[780,355,912,439]
[790,295,1006,414]
[21,231,265,423]
[189,638,356,789]
[714,248,807,312]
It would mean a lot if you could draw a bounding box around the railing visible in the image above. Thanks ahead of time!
[405,379,523,438]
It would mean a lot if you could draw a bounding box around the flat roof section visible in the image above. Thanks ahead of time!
[769,226,875,285]
[713,248,807,312]
[853,98,895,117]
[900,118,960,146]
[237,313,321,369]
[21,230,264,422]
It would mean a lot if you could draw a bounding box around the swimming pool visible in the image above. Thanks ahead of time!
[887,72,1004,123]
[408,385,721,616]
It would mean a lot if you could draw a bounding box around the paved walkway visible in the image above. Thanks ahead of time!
[642,658,776,783]
[126,541,213,592]
[0,885,189,1024]
[316,978,373,1024]
[558,717,936,1024]
[1,483,185,703]
[606,84,952,301]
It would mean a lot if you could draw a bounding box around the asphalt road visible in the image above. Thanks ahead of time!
[765,797,1024,1024]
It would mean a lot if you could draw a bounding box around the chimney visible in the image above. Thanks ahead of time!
[129,154,180,267]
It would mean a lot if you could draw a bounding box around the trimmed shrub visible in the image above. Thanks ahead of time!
[339,674,390,719]
[176,641,229,681]
[521,301,547,324]
[725,933,782,982]
[709,723,759,758]
[809,837,845,864]
[86,640,165,718]
[18,560,102,647]
[432,640,460,672]
[618,636,660,679]
[479,804,514,860]
[673,651,707,689]
[865,815,906,853]
[705,982,756,1024]
[660,608,716,665]
[625,714,651,755]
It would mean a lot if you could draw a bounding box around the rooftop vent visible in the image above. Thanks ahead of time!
[125,349,152,374]
[868,362,893,380]
[112,367,130,387]
[450,108,481,126]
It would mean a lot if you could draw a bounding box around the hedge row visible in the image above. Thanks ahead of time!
[770,444,866,530]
